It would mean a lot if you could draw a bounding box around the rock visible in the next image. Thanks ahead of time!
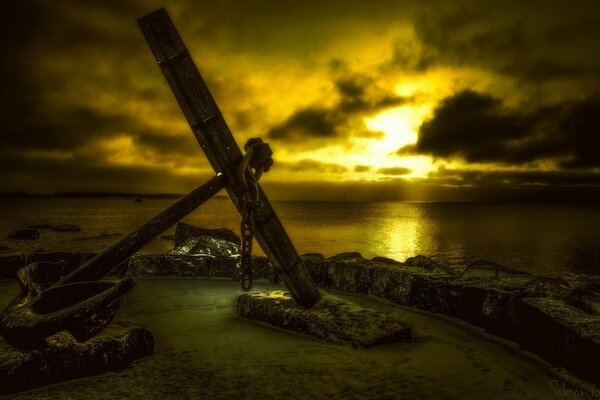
[0,252,26,279]
[72,232,121,242]
[0,324,154,396]
[251,256,278,282]
[208,256,239,279]
[330,252,363,261]
[405,255,456,275]
[302,256,329,287]
[370,261,454,314]
[7,228,39,241]
[516,297,600,385]
[371,256,401,265]
[439,274,570,339]
[128,254,209,277]
[27,251,82,276]
[27,224,54,229]
[300,253,324,262]
[462,260,530,279]
[51,224,81,232]
[326,253,373,293]
[174,221,241,247]
[237,291,412,347]
[568,284,600,314]
[443,277,523,338]
[169,236,241,257]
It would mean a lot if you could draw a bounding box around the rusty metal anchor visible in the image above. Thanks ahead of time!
[0,8,320,349]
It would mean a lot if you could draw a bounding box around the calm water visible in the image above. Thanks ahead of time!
[0,198,598,283]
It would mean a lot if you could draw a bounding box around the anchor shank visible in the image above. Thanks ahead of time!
[138,8,321,308]
[59,174,227,285]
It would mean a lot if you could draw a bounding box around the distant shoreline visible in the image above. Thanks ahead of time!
[0,192,188,199]
[0,192,600,205]
[0,193,598,204]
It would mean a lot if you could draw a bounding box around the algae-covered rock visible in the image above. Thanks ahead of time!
[462,260,530,279]
[208,256,239,279]
[301,254,328,287]
[251,256,277,282]
[516,297,600,384]
[52,224,81,232]
[237,290,411,347]
[370,260,454,314]
[0,324,154,396]
[405,255,456,275]
[371,256,401,265]
[128,254,209,277]
[568,284,600,315]
[7,228,39,241]
[326,253,372,293]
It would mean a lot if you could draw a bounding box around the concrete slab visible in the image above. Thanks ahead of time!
[237,290,411,347]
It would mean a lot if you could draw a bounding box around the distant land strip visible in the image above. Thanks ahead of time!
[0,192,229,199]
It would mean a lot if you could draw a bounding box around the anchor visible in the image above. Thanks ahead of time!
[0,8,320,349]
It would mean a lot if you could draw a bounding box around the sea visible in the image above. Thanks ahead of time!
[0,197,599,284]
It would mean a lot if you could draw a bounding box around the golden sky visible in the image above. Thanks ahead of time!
[1,0,599,201]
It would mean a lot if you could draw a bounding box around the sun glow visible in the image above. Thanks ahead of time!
[360,105,435,178]
[364,107,418,150]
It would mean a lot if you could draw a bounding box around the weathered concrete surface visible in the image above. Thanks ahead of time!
[0,253,26,280]
[370,260,454,315]
[301,253,327,286]
[462,260,531,279]
[250,256,278,282]
[357,256,572,341]
[325,253,373,294]
[4,247,595,385]
[303,253,598,382]
[568,284,600,315]
[0,324,154,396]
[516,297,600,384]
[126,254,276,281]
[174,221,240,247]
[128,254,209,277]
[237,290,411,347]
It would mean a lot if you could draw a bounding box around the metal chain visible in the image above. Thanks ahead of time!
[240,185,257,291]
[238,138,272,291]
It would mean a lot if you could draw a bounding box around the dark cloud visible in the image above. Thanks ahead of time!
[267,74,407,142]
[268,107,340,140]
[408,0,600,83]
[400,90,600,168]
[429,167,600,188]
[0,146,212,194]
[354,165,371,173]
[277,159,348,174]
[2,0,599,200]
[377,167,412,176]
[264,172,600,202]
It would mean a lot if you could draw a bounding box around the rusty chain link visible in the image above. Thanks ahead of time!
[239,138,273,291]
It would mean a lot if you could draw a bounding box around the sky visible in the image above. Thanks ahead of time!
[1,0,599,201]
